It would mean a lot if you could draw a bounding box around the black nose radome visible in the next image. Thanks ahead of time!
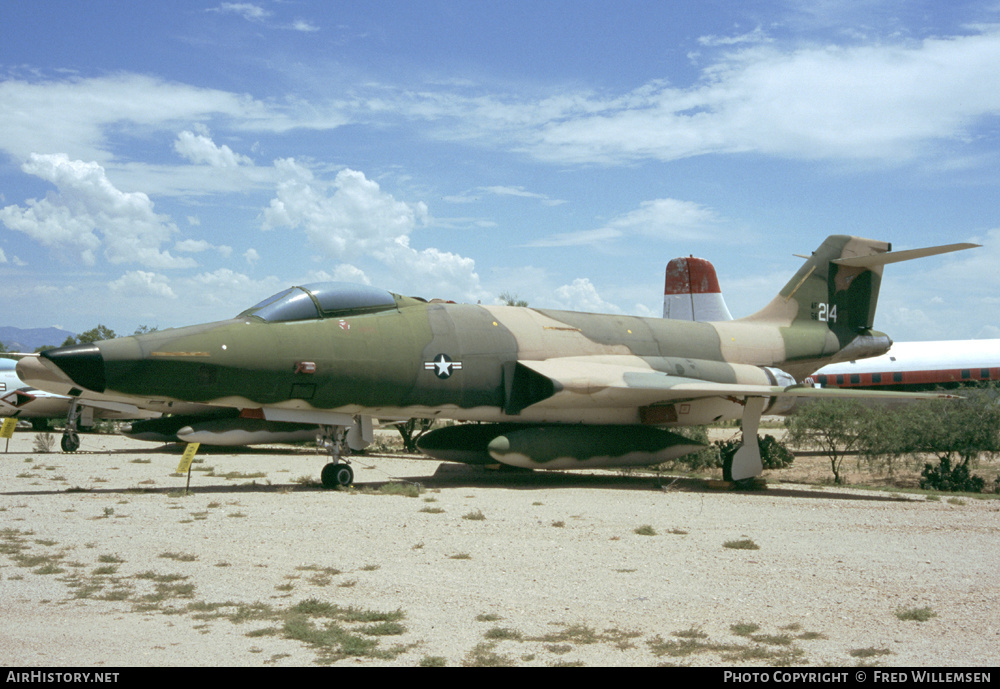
[40,344,106,393]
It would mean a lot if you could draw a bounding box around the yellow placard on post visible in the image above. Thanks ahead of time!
[1,418,17,439]
[177,442,200,473]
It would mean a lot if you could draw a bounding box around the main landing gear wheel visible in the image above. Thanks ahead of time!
[321,463,354,489]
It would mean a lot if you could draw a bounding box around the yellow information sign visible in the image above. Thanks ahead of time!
[1,418,17,439]
[176,442,201,473]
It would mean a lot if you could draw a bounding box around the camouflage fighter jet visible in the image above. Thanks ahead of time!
[16,235,973,487]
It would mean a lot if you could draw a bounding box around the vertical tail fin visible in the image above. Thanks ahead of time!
[742,234,977,359]
[778,235,891,345]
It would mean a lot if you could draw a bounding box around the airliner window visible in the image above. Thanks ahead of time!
[240,287,320,322]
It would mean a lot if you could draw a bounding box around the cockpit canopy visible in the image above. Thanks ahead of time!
[238,283,399,323]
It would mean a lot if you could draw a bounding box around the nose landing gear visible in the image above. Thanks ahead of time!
[320,461,354,489]
[318,425,354,488]
[60,400,82,453]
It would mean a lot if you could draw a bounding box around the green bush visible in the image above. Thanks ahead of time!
[920,457,985,493]
[717,434,794,480]
[672,426,721,471]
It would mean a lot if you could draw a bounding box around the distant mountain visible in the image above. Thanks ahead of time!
[0,326,75,351]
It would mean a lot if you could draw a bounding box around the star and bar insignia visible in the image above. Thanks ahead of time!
[424,353,463,379]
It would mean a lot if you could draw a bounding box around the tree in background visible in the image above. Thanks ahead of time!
[498,291,529,307]
[61,325,116,346]
[785,398,877,484]
[786,388,1000,491]
[394,418,434,453]
[902,387,1000,492]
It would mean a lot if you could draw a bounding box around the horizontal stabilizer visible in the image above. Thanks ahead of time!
[833,242,978,268]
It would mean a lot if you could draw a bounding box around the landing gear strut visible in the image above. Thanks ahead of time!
[318,425,354,488]
[61,400,82,453]
[726,396,766,484]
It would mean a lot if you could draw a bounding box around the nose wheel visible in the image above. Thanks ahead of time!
[61,430,80,453]
[317,425,354,488]
[60,400,82,453]
[321,462,354,488]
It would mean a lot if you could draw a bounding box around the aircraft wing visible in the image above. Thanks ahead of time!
[516,358,958,411]
[0,384,70,411]
[0,389,41,414]
[73,399,161,418]
[0,387,161,420]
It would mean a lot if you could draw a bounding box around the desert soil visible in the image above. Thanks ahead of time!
[1,431,997,667]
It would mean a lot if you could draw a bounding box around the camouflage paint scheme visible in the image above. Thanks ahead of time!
[17,235,971,481]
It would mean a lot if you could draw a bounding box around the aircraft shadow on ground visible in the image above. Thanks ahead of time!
[1,450,918,503]
[413,463,918,502]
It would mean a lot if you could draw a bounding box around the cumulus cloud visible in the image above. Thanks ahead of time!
[0,154,196,269]
[526,197,722,247]
[175,238,233,257]
[263,162,428,257]
[0,75,275,164]
[372,26,1000,167]
[304,264,372,285]
[529,30,1000,164]
[331,264,370,284]
[174,131,254,167]
[174,239,213,253]
[109,271,177,299]
[5,27,1000,178]
[262,162,486,301]
[7,253,26,267]
[552,278,622,314]
[183,268,283,312]
[212,3,270,22]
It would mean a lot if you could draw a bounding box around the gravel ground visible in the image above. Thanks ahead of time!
[1,432,997,667]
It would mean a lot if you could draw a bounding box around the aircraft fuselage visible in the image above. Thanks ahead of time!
[34,300,812,428]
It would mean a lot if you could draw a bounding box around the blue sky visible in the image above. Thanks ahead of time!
[2,1,1000,343]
